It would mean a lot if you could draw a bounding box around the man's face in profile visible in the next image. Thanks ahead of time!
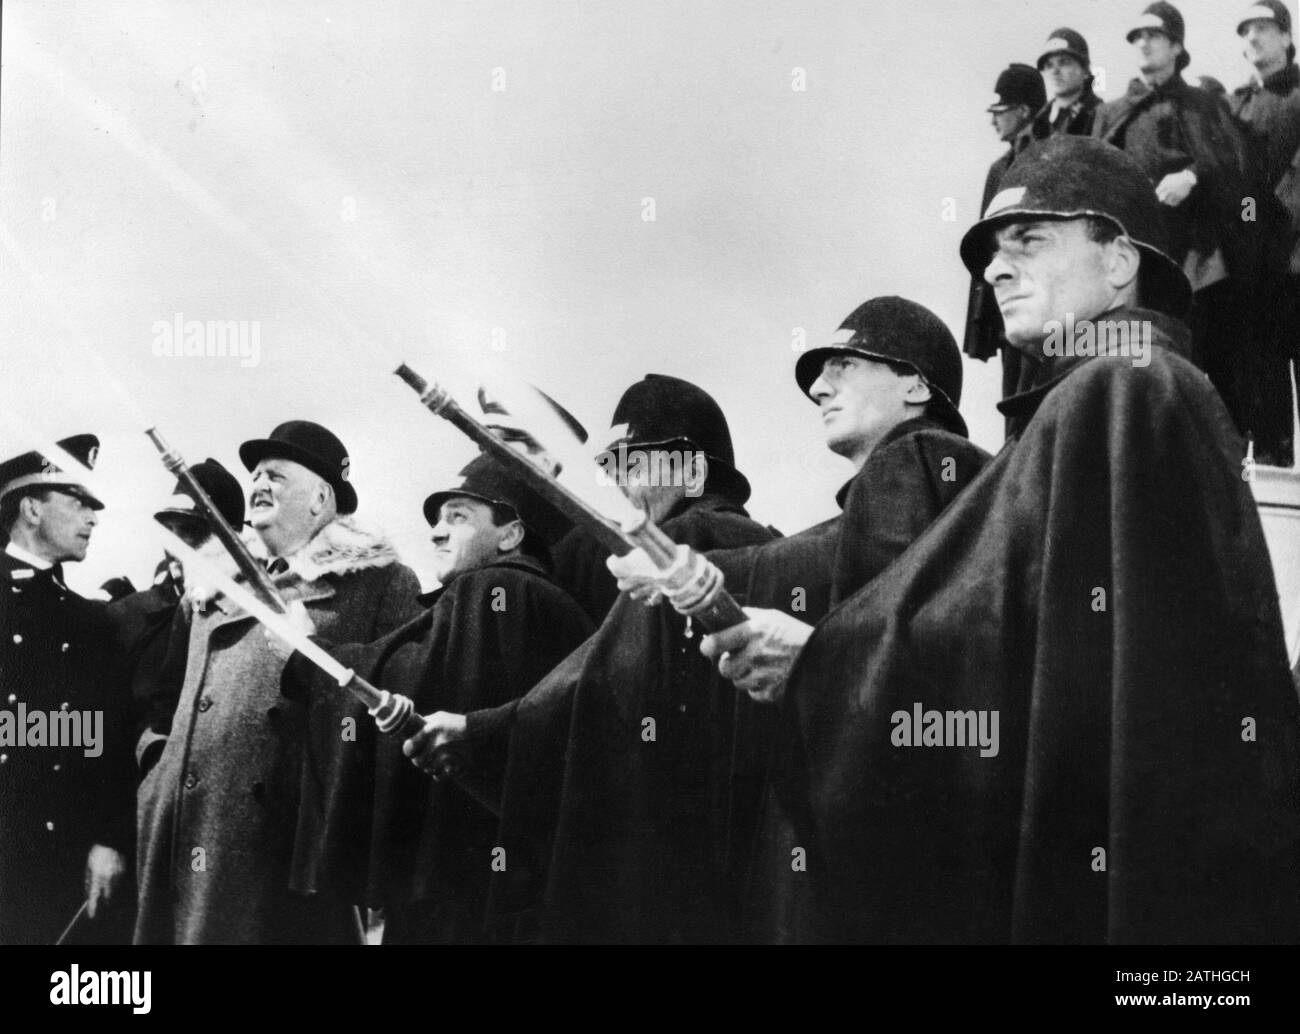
[982,219,1118,353]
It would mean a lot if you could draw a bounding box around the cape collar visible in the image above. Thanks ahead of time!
[1126,72,1189,103]
[835,416,949,509]
[659,490,751,526]
[997,307,1192,426]
[1243,62,1300,95]
[418,553,551,607]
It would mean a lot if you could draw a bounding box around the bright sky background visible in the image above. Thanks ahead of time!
[0,0,1281,594]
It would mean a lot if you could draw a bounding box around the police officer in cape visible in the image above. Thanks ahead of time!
[0,435,134,944]
[1230,0,1300,464]
[964,63,1047,420]
[1032,28,1102,139]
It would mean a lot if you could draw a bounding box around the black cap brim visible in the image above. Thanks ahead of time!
[423,488,518,529]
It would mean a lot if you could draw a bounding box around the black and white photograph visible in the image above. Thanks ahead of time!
[1,0,1298,1011]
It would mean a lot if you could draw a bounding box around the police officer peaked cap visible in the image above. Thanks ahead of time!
[1237,1,1292,38]
[959,136,1193,318]
[154,457,246,530]
[795,297,967,438]
[238,420,357,515]
[0,434,104,510]
[423,452,570,546]
[607,374,751,504]
[1037,28,1092,71]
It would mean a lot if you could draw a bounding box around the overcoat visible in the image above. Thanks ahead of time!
[133,517,420,944]
[780,309,1300,943]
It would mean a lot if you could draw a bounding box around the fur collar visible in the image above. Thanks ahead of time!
[185,515,399,608]
[265,514,399,583]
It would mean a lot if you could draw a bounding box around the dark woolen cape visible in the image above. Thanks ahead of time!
[513,418,989,943]
[781,309,1300,943]
[478,494,777,943]
[304,555,593,943]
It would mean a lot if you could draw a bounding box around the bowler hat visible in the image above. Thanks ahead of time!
[795,297,968,438]
[0,434,104,510]
[154,458,246,530]
[959,136,1192,318]
[239,420,357,515]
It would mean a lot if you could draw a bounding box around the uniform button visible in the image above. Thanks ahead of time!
[60,642,70,653]
[198,697,213,712]
[6,693,15,705]
[0,753,8,764]
[52,763,61,772]
[184,773,197,789]
[10,585,20,593]
[12,634,22,645]
[59,702,69,712]
[46,821,55,832]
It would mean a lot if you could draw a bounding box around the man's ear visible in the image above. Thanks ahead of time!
[902,375,933,406]
[1106,236,1142,295]
[18,494,43,527]
[496,518,525,554]
[310,478,335,517]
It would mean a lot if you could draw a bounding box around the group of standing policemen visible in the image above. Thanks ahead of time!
[3,0,1300,945]
[968,2,1300,463]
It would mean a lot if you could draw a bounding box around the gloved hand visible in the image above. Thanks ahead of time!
[1156,168,1197,207]
[607,544,720,614]
[85,844,128,918]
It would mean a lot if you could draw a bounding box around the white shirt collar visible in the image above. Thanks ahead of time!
[5,541,53,570]
[1050,98,1078,120]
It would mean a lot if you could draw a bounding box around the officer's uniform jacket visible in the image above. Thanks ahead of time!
[0,547,134,944]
